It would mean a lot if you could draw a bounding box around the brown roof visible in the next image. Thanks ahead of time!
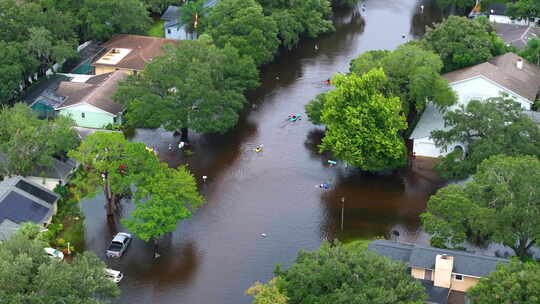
[92,34,179,71]
[56,71,128,115]
[443,53,540,102]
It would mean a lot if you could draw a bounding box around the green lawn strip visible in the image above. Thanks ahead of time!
[147,20,165,38]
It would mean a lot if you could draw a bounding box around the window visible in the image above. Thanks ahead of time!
[81,112,85,118]
[167,29,171,34]
[454,274,464,281]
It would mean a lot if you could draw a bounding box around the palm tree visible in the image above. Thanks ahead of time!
[178,0,206,39]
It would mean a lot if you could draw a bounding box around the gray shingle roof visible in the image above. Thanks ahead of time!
[442,53,540,102]
[367,240,508,278]
[161,5,180,21]
[420,280,449,304]
[487,2,507,15]
[409,246,508,277]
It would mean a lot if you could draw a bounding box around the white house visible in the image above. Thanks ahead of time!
[488,3,533,26]
[410,53,540,158]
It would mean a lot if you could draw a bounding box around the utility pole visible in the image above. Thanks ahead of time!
[341,197,345,232]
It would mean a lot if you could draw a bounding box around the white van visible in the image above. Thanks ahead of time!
[105,268,123,283]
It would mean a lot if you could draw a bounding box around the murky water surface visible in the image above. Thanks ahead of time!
[80,1,447,303]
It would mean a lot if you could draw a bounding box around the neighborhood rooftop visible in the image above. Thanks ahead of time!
[443,52,540,102]
[0,177,59,241]
[368,240,508,278]
[55,71,128,115]
[92,34,179,71]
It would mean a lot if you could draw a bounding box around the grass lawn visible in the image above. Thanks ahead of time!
[147,20,165,38]
[344,239,372,251]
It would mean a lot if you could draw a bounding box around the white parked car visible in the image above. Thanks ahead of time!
[44,247,64,260]
[105,268,124,283]
[106,232,132,258]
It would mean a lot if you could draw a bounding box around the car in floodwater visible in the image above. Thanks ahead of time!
[106,232,132,258]
[44,247,64,260]
[105,268,124,283]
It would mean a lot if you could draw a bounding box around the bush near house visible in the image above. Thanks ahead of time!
[40,184,85,254]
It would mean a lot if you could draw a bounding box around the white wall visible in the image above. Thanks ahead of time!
[490,15,530,26]
[412,76,531,158]
[165,24,197,40]
[450,76,532,110]
[26,176,61,191]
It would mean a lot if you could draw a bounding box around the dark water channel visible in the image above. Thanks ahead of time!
[81,1,447,303]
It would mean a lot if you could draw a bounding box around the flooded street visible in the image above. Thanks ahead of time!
[81,1,447,303]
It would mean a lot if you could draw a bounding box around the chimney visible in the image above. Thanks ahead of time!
[517,58,523,70]
[434,254,454,288]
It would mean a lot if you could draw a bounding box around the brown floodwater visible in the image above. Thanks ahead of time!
[80,1,447,303]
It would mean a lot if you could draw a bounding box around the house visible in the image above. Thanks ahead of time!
[368,240,508,304]
[487,3,532,26]
[0,176,59,241]
[55,71,128,129]
[410,53,540,158]
[91,34,178,75]
[162,0,220,40]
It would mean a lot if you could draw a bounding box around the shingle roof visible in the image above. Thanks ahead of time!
[367,240,508,278]
[420,280,449,304]
[92,34,179,71]
[442,53,540,102]
[56,71,127,115]
[367,239,414,263]
[0,177,59,241]
[409,246,508,277]
[487,2,507,15]
[161,5,180,21]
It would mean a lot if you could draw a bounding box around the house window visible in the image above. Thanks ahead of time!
[167,29,171,34]
[81,112,85,118]
[454,274,464,281]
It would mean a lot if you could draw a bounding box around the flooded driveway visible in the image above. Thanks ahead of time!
[80,1,446,303]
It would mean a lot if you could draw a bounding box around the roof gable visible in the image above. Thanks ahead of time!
[443,53,540,102]
[56,71,127,114]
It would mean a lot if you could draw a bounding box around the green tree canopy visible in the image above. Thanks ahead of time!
[69,132,203,240]
[520,38,540,66]
[246,278,289,304]
[349,44,456,114]
[421,16,506,72]
[0,104,79,176]
[421,155,540,259]
[468,260,540,303]
[205,0,279,65]
[178,0,207,36]
[79,0,151,41]
[257,0,334,50]
[274,241,427,304]
[0,230,120,303]
[143,0,177,13]
[114,36,258,140]
[506,0,540,22]
[122,160,203,242]
[431,96,540,180]
[318,69,408,171]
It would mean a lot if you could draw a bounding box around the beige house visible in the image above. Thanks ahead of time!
[92,34,179,75]
[368,240,508,304]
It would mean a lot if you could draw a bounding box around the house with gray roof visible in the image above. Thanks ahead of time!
[368,240,508,304]
[0,176,59,241]
[410,53,540,158]
[162,0,220,40]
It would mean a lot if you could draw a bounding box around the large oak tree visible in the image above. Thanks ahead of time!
[421,155,540,259]
[114,36,258,141]
[317,69,408,171]
[431,96,540,180]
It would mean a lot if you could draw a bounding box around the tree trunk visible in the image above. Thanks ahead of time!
[153,238,160,259]
[103,173,114,217]
[181,127,189,142]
